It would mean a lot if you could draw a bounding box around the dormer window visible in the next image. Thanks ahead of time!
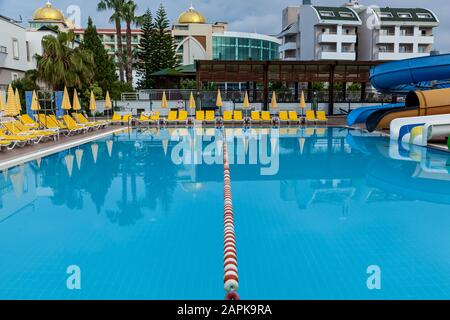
[398,13,412,19]
[379,12,393,18]
[339,12,354,18]
[417,13,432,19]
[320,11,335,18]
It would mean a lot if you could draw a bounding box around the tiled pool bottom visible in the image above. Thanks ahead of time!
[0,127,449,299]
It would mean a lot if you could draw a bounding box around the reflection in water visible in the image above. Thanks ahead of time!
[1,127,450,225]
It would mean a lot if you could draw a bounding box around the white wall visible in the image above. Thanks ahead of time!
[0,18,28,84]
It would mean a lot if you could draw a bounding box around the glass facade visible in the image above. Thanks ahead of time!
[212,36,279,61]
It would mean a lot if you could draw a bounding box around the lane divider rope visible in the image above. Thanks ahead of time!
[223,141,240,300]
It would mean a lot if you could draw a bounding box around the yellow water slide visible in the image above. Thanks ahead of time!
[367,88,450,131]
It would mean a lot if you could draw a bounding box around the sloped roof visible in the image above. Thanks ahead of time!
[312,6,360,22]
[376,8,438,23]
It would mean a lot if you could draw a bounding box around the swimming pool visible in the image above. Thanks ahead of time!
[0,127,449,299]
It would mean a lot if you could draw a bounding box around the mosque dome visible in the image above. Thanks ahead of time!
[177,5,206,24]
[32,1,65,21]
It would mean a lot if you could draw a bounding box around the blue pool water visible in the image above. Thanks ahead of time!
[0,127,449,299]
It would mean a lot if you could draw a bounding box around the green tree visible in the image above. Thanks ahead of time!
[80,17,118,94]
[35,31,95,90]
[121,0,141,85]
[97,0,126,82]
[152,4,178,73]
[136,9,154,89]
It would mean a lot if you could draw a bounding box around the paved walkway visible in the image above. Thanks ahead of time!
[0,126,127,170]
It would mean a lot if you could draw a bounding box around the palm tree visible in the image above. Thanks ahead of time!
[35,31,94,90]
[121,0,141,85]
[97,0,126,82]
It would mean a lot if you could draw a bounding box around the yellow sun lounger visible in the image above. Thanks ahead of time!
[48,115,69,130]
[19,114,40,128]
[305,110,317,124]
[261,111,273,124]
[205,110,216,124]
[71,114,98,130]
[62,115,88,133]
[0,139,15,150]
[140,112,161,125]
[196,111,205,122]
[111,112,123,123]
[177,110,190,125]
[288,111,301,125]
[233,111,244,124]
[74,113,106,128]
[316,111,328,124]
[45,114,81,135]
[166,110,178,124]
[0,128,38,145]
[251,111,261,124]
[279,111,289,124]
[11,120,57,139]
[2,121,47,143]
[223,110,233,124]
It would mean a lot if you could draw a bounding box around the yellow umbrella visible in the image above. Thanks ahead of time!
[243,91,250,108]
[0,91,5,112]
[216,89,223,108]
[61,86,72,112]
[300,90,306,116]
[72,89,81,112]
[104,90,112,118]
[161,91,168,108]
[15,88,22,114]
[104,91,112,110]
[89,90,96,112]
[5,84,18,116]
[188,91,196,109]
[31,90,41,111]
[270,91,278,109]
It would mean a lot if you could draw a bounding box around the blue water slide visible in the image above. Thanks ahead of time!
[346,103,404,126]
[370,53,450,92]
[347,54,450,127]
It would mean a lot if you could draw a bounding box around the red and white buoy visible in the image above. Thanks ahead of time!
[223,142,239,300]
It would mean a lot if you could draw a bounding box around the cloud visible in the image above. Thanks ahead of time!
[1,0,450,51]
[228,13,280,35]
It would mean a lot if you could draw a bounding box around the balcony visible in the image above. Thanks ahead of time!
[279,42,297,52]
[376,34,396,43]
[376,34,434,44]
[318,33,356,43]
[318,51,355,60]
[375,52,429,60]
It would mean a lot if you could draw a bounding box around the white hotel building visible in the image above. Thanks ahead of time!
[278,1,439,61]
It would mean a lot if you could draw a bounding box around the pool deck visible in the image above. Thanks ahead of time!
[0,125,127,171]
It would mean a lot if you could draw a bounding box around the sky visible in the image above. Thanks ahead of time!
[1,0,449,51]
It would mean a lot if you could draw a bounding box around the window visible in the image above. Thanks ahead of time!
[319,11,335,18]
[12,38,19,60]
[12,73,19,81]
[379,12,393,18]
[26,41,30,62]
[174,25,189,31]
[417,13,432,19]
[398,13,413,19]
[0,46,7,54]
[339,12,354,18]
[418,44,429,53]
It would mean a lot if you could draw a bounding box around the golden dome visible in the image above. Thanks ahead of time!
[177,6,206,24]
[32,1,65,21]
